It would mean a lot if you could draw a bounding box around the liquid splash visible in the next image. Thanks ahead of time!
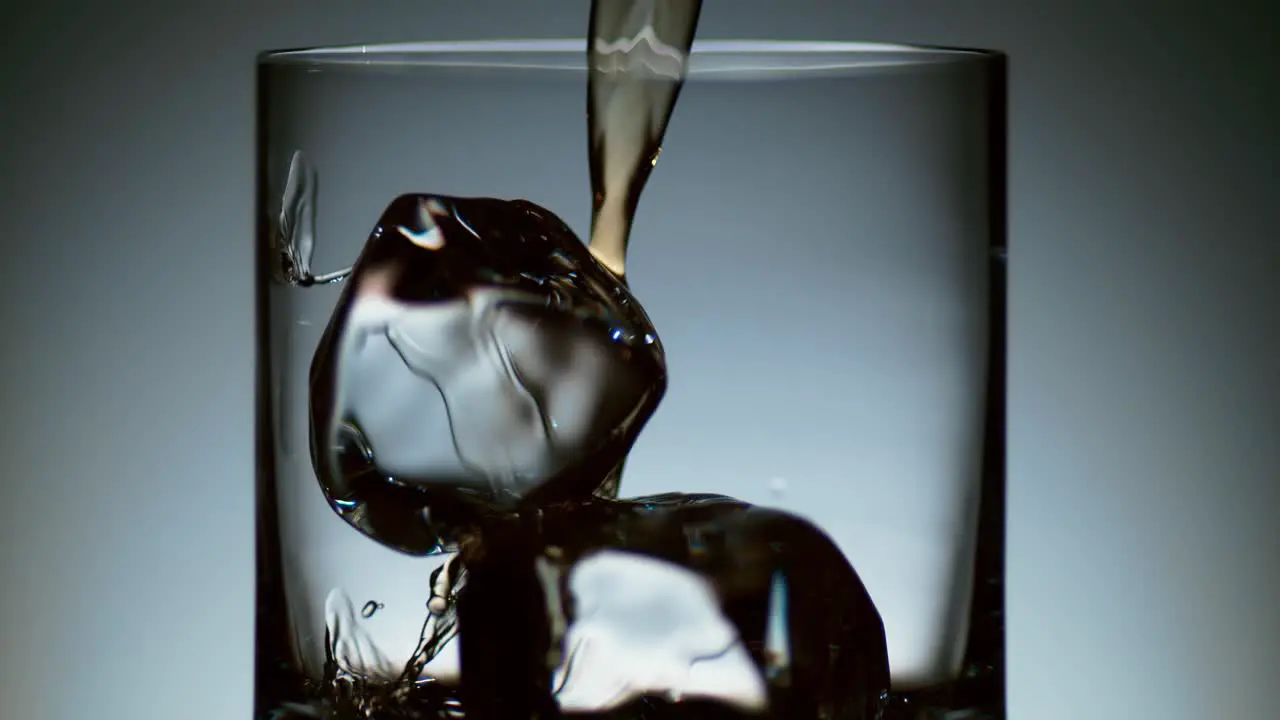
[271,150,352,287]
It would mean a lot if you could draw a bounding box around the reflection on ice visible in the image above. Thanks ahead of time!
[550,550,768,713]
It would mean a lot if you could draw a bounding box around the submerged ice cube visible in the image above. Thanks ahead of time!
[455,495,891,719]
[309,195,667,555]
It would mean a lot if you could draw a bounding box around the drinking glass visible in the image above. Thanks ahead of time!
[256,39,1006,719]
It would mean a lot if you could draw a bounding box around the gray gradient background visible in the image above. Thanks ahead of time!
[0,1,1275,719]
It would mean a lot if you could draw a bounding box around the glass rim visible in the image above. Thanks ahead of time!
[258,39,1003,74]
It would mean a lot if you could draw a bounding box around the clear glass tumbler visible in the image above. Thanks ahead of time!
[256,40,1006,719]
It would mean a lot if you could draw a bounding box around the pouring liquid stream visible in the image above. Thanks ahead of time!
[585,0,704,279]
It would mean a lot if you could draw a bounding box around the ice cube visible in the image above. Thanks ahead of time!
[454,496,891,719]
[309,194,666,555]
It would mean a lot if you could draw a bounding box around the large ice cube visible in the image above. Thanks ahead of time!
[309,194,666,555]
[455,495,891,719]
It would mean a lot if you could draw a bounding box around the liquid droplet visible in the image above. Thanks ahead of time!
[769,476,789,498]
[428,554,462,615]
[360,600,383,619]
